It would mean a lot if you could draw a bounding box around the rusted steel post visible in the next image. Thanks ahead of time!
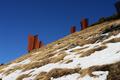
[81,18,88,30]
[28,34,44,52]
[34,35,40,49]
[28,34,35,52]
[70,26,76,34]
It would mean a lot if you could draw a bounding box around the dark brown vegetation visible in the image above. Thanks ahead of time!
[80,45,107,57]
[16,74,30,80]
[35,68,81,80]
[80,62,120,80]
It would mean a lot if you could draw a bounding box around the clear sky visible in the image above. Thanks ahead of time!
[0,0,117,63]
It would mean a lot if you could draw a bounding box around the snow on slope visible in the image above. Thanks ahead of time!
[0,22,120,80]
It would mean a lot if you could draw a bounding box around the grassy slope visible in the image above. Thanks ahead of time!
[0,19,120,80]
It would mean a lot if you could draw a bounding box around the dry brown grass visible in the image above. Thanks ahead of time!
[0,64,10,73]
[103,38,120,44]
[35,68,81,80]
[3,66,22,76]
[23,59,50,71]
[70,46,88,53]
[79,61,120,80]
[80,45,107,57]
[16,74,30,80]
[11,53,33,64]
[75,34,106,46]
[0,70,4,74]
[50,52,66,63]
[108,30,120,36]
[65,60,73,64]
[47,68,80,78]
[79,68,92,77]
[0,65,7,74]
[23,52,66,71]
[34,72,49,80]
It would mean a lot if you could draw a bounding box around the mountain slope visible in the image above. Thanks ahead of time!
[0,19,120,80]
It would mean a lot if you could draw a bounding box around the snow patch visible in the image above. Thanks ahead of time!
[4,59,31,71]
[2,70,22,80]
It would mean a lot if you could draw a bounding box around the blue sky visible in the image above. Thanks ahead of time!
[0,0,116,63]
